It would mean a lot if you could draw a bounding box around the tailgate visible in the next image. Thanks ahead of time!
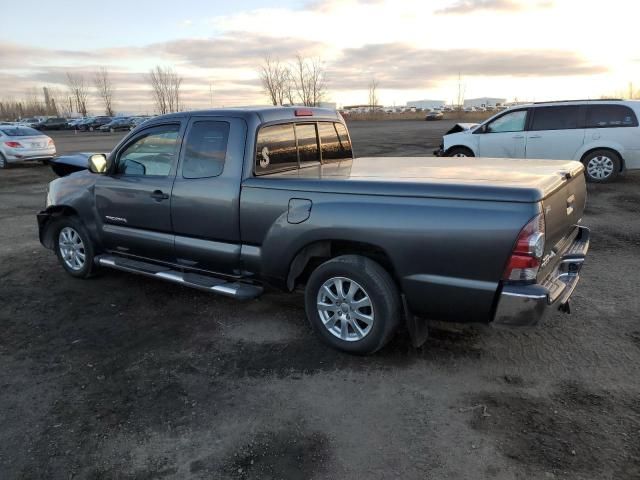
[538,170,586,279]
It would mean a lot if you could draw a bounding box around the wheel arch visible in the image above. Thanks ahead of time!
[445,145,476,157]
[38,205,81,249]
[577,144,625,171]
[286,239,398,291]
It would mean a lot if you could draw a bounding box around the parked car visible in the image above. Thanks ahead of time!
[38,107,589,354]
[67,118,87,128]
[35,117,69,130]
[436,99,640,183]
[98,117,133,132]
[425,111,444,121]
[77,116,112,131]
[0,126,56,168]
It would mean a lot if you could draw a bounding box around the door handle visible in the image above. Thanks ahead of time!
[513,135,525,139]
[529,135,542,139]
[150,190,169,201]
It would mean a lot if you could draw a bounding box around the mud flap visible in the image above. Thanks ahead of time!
[402,294,429,348]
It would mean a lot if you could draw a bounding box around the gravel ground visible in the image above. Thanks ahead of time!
[0,121,639,479]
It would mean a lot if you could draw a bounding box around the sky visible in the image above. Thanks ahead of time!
[1,0,639,114]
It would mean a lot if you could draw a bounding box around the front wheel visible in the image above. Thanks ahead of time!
[304,255,401,354]
[582,149,620,183]
[53,217,98,278]
[447,146,474,157]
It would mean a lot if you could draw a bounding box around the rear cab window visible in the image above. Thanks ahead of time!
[255,121,353,175]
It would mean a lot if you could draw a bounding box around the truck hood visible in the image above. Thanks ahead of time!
[263,157,585,203]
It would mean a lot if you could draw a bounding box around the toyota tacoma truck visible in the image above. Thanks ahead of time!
[37,107,590,354]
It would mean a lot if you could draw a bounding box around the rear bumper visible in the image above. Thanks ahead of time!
[493,226,590,326]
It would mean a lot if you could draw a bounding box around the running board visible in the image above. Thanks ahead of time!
[95,254,263,300]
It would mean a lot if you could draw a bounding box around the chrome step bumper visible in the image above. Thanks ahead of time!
[493,226,590,326]
[95,254,263,300]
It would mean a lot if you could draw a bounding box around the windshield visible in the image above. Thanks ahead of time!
[0,127,43,137]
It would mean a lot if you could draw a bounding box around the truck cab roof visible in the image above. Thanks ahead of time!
[150,107,341,124]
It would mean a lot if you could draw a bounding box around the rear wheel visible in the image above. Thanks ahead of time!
[582,149,620,183]
[0,153,7,169]
[304,255,401,354]
[53,216,98,278]
[447,146,474,157]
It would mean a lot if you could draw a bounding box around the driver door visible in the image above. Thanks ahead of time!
[477,109,529,158]
[94,122,183,262]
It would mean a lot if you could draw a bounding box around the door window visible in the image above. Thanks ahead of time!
[295,123,320,167]
[116,124,180,176]
[182,121,230,178]
[585,105,638,128]
[531,106,581,131]
[486,110,527,133]
[255,123,298,174]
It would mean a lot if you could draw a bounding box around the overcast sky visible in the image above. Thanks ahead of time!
[1,0,638,113]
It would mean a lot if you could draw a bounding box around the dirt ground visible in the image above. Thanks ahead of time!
[1,122,639,479]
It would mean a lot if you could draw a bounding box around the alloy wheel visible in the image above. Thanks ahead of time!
[58,227,86,271]
[587,155,614,180]
[316,276,374,342]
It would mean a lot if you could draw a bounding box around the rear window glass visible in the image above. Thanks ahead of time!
[531,106,581,131]
[295,123,319,166]
[255,124,297,174]
[319,122,352,161]
[182,121,230,179]
[0,127,42,137]
[585,105,638,128]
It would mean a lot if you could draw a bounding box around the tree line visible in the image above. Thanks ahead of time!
[0,66,184,120]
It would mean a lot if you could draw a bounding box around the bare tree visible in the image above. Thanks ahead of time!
[455,72,465,112]
[94,67,115,116]
[368,79,379,112]
[148,66,182,114]
[259,56,289,106]
[66,72,89,116]
[290,55,326,107]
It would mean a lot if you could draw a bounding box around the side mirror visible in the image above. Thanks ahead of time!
[474,125,487,134]
[88,154,108,174]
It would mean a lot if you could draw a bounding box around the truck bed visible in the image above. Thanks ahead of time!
[255,157,585,203]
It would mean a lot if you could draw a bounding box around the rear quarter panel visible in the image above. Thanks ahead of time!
[240,179,539,323]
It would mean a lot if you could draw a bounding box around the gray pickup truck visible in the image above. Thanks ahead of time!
[37,107,590,354]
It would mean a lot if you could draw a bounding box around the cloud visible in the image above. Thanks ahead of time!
[436,0,553,14]
[328,43,607,89]
[151,34,323,69]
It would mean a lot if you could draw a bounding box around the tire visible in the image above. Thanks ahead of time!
[52,216,98,279]
[89,126,94,132]
[109,127,115,133]
[447,146,474,157]
[0,153,7,169]
[582,149,620,183]
[304,255,401,354]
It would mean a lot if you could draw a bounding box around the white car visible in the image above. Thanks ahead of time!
[438,99,640,182]
[0,125,56,168]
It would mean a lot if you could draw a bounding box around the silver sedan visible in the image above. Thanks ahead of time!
[0,126,56,168]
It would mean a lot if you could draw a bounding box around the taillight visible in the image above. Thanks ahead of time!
[4,141,22,148]
[502,214,545,283]
[295,108,313,117]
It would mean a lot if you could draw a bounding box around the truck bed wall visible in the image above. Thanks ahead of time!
[240,179,540,323]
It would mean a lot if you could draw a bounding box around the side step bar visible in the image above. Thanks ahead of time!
[95,254,263,300]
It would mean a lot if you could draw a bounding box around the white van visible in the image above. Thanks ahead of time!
[437,100,640,182]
